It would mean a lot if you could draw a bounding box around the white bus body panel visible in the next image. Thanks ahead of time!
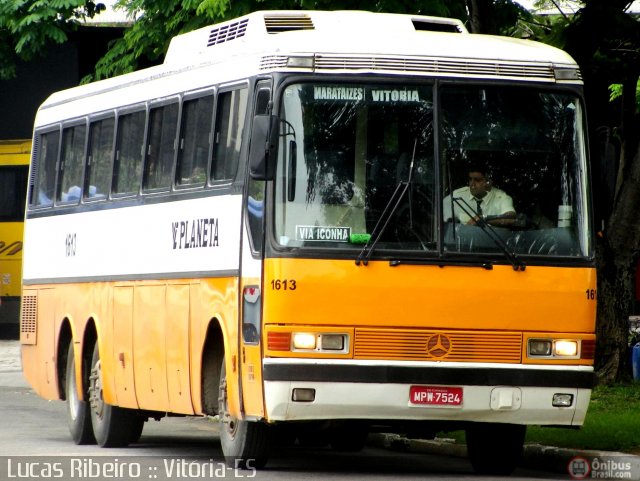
[22,195,242,282]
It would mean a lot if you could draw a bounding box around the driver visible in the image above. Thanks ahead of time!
[443,165,516,227]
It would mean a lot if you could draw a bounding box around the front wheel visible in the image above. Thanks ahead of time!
[218,358,270,469]
[65,340,95,445]
[465,422,526,475]
[88,343,143,447]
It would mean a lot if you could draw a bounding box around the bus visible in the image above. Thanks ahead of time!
[21,10,595,475]
[1,139,30,338]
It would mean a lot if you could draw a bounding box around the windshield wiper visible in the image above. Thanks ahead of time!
[452,197,526,271]
[356,142,417,266]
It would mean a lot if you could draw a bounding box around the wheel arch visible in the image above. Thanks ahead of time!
[201,317,226,416]
[80,319,98,402]
[56,319,73,400]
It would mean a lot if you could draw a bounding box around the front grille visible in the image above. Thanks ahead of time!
[354,328,522,363]
[20,294,37,345]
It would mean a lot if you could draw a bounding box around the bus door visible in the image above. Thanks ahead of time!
[238,80,271,418]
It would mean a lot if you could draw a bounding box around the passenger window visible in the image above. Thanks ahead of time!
[176,95,214,187]
[144,102,179,191]
[211,88,248,182]
[57,124,86,204]
[85,118,114,200]
[32,131,60,207]
[113,110,145,195]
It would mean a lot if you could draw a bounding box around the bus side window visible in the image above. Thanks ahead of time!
[211,88,248,182]
[144,102,179,191]
[32,131,60,207]
[113,110,145,196]
[85,117,115,200]
[57,124,86,204]
[176,94,214,187]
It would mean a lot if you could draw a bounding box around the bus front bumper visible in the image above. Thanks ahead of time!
[262,358,593,426]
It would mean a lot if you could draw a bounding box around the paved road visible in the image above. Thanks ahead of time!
[0,341,570,480]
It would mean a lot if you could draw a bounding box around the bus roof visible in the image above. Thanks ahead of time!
[163,10,575,67]
[36,10,581,123]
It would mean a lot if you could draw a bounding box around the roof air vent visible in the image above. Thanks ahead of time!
[264,14,314,33]
[207,18,249,46]
[412,18,465,33]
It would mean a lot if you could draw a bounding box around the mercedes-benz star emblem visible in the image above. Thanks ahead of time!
[426,334,452,358]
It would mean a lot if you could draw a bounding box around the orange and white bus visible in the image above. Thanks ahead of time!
[0,139,30,337]
[21,10,595,475]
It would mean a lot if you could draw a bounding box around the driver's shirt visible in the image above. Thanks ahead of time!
[442,186,515,224]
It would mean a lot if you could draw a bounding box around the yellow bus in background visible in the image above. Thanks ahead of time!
[21,11,595,476]
[0,139,30,338]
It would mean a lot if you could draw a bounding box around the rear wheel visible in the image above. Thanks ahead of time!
[465,422,526,475]
[88,343,143,447]
[65,340,95,445]
[218,358,270,469]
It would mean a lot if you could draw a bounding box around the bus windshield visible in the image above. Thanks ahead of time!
[274,81,591,260]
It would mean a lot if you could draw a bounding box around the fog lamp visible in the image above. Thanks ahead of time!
[528,339,552,356]
[293,333,317,350]
[552,393,574,407]
[554,340,578,357]
[292,388,316,402]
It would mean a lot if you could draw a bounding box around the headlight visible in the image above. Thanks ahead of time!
[268,329,350,354]
[293,333,317,350]
[554,340,578,357]
[528,338,580,358]
[292,332,348,352]
[528,339,552,356]
[321,334,345,351]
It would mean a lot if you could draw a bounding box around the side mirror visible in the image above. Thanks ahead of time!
[249,115,279,180]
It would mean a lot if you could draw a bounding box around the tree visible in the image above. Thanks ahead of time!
[0,1,105,80]
[536,0,640,383]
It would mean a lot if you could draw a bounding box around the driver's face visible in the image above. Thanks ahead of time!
[468,171,490,198]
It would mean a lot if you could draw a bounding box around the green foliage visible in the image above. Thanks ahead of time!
[610,81,640,111]
[0,0,105,80]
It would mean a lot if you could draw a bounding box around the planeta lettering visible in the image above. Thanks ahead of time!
[171,218,219,249]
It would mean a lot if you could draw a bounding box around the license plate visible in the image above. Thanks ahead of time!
[409,385,463,406]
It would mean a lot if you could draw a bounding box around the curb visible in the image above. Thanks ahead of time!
[369,433,640,479]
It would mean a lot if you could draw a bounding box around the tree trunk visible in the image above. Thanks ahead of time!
[595,239,634,383]
[596,134,640,383]
[465,0,496,34]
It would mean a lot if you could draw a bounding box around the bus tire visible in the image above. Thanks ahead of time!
[218,358,270,469]
[65,340,95,445]
[88,343,140,447]
[465,422,526,476]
